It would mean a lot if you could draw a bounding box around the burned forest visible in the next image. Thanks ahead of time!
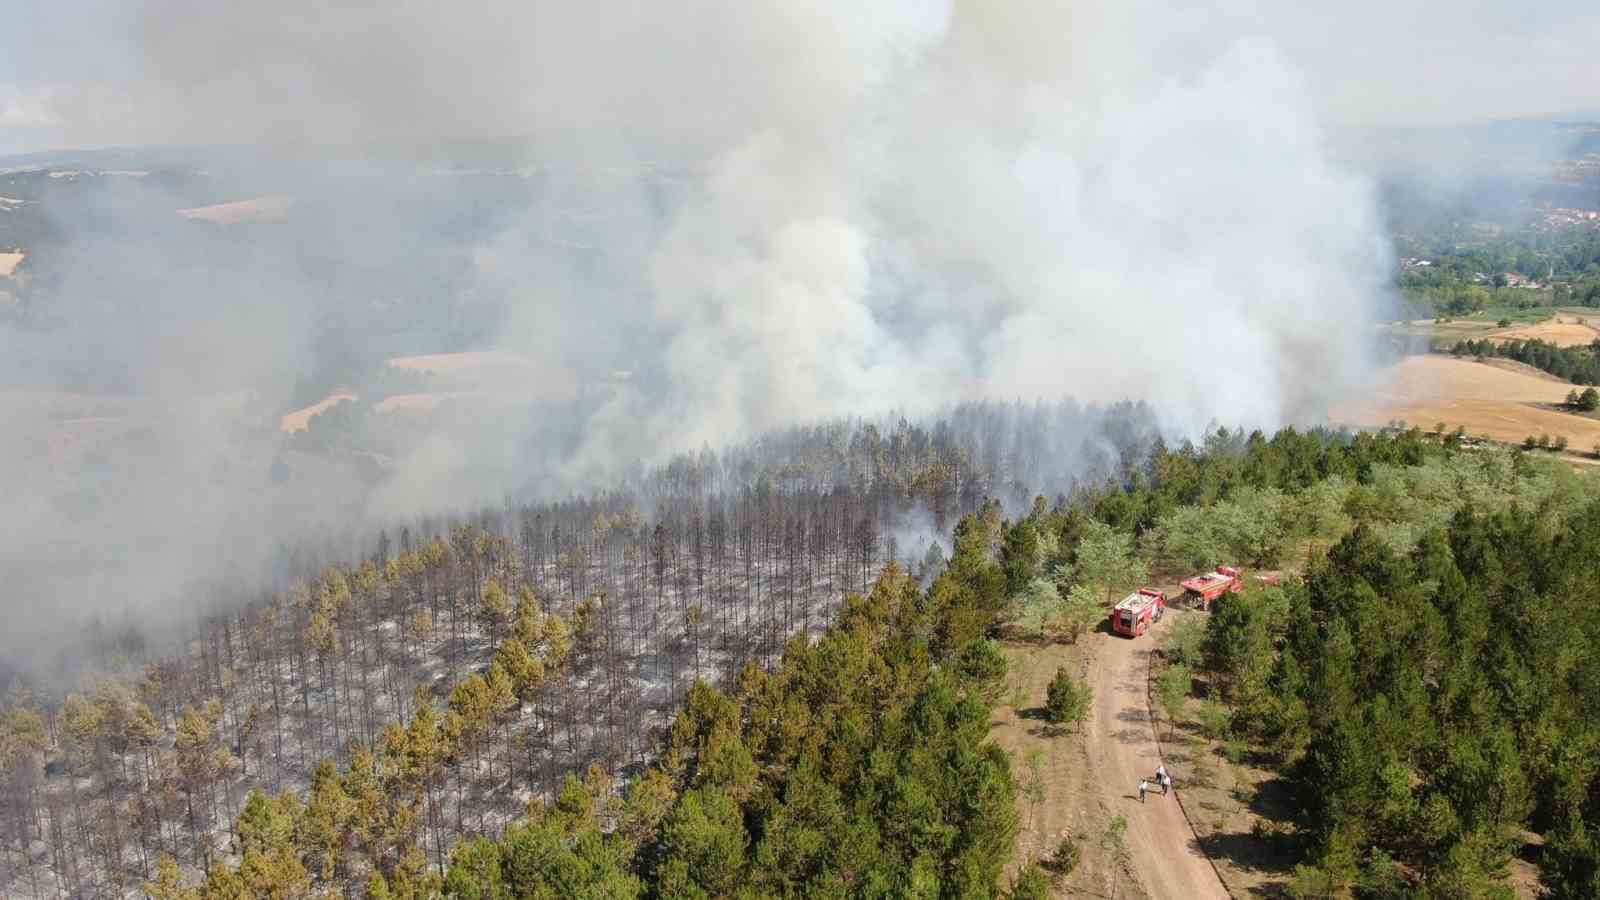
[0,399,1161,898]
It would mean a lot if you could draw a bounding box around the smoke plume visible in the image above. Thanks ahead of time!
[2,0,1595,671]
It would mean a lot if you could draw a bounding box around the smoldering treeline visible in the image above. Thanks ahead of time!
[17,398,1161,681]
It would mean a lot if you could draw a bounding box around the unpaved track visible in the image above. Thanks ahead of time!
[1084,616,1228,900]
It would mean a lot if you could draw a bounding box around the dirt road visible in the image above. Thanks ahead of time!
[1084,615,1229,900]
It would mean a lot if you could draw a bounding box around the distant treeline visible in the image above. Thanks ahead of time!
[1398,224,1600,286]
[1446,337,1600,385]
[1397,223,1600,315]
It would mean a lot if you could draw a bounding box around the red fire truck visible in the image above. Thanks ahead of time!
[1180,566,1243,612]
[1110,588,1167,637]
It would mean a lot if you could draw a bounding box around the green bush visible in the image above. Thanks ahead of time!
[1045,835,1081,877]
[1008,863,1053,900]
[1045,667,1091,731]
[1198,701,1232,741]
[957,639,1009,703]
[1011,577,1100,644]
[1156,663,1192,723]
[1009,577,1059,637]
[1102,815,1128,852]
[1166,615,1207,669]
[1056,583,1103,643]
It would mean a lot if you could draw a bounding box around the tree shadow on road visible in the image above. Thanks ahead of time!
[1191,831,1299,900]
[1015,706,1080,738]
[1242,775,1297,822]
[1191,830,1298,877]
[1187,775,1301,894]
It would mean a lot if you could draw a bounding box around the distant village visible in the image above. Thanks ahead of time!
[1400,256,1552,290]
[1536,205,1600,231]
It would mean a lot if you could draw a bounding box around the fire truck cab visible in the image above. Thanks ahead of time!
[1111,588,1167,637]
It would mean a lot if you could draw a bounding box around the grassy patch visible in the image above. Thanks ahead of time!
[1471,306,1553,323]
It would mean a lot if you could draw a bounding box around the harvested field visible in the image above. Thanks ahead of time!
[0,390,130,421]
[386,350,539,374]
[1334,354,1600,451]
[177,195,293,224]
[0,251,23,277]
[1478,357,1569,382]
[280,392,356,433]
[375,392,448,414]
[1391,314,1600,349]
[1488,315,1600,346]
[374,391,537,415]
[0,392,149,479]
[45,417,145,468]
[1384,318,1502,342]
[386,350,580,401]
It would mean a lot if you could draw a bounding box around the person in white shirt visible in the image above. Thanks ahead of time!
[1138,779,1149,803]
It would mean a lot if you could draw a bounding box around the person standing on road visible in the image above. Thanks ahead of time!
[1138,779,1148,803]
[1156,764,1170,795]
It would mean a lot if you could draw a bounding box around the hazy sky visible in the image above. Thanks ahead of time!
[2,0,1597,157]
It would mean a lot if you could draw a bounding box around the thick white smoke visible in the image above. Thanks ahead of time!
[507,1,1394,486]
